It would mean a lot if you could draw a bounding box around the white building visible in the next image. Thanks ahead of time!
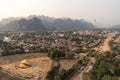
[3,37,11,42]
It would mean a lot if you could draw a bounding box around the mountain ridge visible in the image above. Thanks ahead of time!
[0,15,95,31]
[0,17,45,31]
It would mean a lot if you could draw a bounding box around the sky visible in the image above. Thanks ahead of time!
[0,0,119,27]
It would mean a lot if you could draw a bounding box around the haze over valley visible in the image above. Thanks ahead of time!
[0,0,120,80]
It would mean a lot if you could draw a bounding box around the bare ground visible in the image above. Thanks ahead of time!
[0,53,77,80]
[0,53,47,65]
[60,60,77,70]
[0,53,52,80]
[100,36,111,51]
[94,36,112,52]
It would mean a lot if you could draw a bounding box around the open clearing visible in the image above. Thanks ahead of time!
[0,53,76,80]
[60,60,77,70]
[0,53,52,80]
[0,53,47,65]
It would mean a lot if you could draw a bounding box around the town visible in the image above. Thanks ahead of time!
[0,29,120,80]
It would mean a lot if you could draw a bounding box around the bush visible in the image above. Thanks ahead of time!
[48,48,65,59]
[0,67,2,70]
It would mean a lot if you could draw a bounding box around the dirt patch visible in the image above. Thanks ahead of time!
[0,53,47,65]
[94,36,112,52]
[60,60,77,70]
[100,36,111,51]
[0,56,52,80]
[0,53,78,80]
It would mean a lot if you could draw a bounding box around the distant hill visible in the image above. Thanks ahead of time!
[50,18,95,30]
[0,17,46,31]
[28,15,95,30]
[0,17,21,25]
[111,25,120,29]
[0,15,95,31]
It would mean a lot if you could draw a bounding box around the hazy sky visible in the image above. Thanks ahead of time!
[0,0,119,27]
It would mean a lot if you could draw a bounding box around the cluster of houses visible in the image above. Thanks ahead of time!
[0,30,112,55]
[111,32,120,59]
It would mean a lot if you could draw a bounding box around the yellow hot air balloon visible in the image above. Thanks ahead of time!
[19,59,31,68]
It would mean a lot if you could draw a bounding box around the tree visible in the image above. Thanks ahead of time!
[114,59,120,76]
[89,70,97,80]
[54,75,61,80]
[59,69,66,79]
[101,75,112,80]
[1,47,9,56]
[97,60,110,80]
[46,67,58,80]
[48,49,65,59]
[95,55,105,69]
[77,60,83,64]
[115,64,120,76]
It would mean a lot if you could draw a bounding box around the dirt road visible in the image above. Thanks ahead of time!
[69,33,114,80]
[100,36,111,51]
